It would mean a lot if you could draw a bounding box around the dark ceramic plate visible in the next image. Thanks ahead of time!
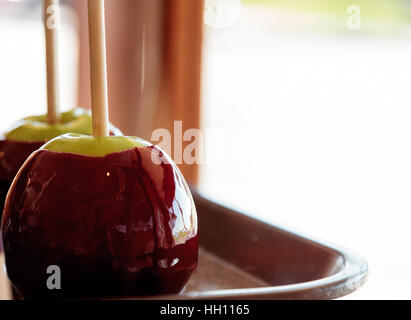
[144,190,368,300]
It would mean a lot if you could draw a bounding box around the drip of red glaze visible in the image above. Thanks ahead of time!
[1,146,198,299]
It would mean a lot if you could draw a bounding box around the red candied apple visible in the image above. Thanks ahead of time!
[1,134,198,299]
[0,109,121,217]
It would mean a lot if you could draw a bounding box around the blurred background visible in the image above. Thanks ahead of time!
[1,0,411,299]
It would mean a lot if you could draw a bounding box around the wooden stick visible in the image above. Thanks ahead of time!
[87,0,109,137]
[43,0,60,124]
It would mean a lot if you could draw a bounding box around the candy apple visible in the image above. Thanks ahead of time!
[1,134,198,299]
[0,109,121,216]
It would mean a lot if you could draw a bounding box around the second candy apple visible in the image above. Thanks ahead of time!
[0,108,121,217]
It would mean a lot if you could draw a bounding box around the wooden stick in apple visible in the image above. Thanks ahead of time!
[87,0,110,137]
[43,0,60,124]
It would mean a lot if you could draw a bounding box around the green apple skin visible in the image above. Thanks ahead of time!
[4,108,121,142]
[42,133,151,157]
[2,134,198,298]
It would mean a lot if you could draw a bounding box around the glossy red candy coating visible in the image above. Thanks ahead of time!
[0,140,45,217]
[1,146,198,299]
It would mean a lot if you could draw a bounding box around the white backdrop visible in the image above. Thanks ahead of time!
[200,7,411,299]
